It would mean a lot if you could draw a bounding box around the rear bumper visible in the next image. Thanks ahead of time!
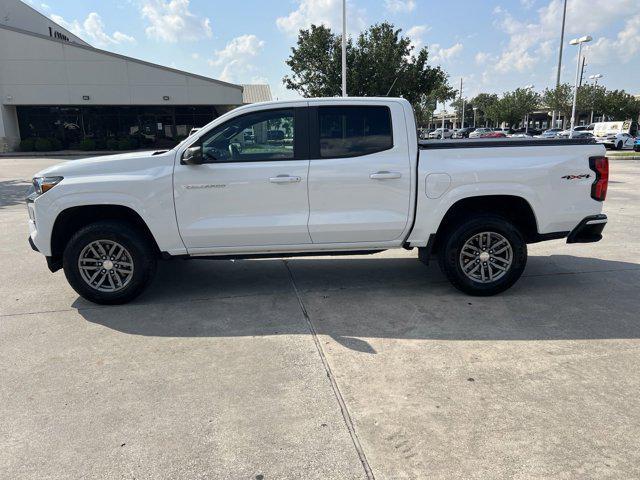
[567,214,607,244]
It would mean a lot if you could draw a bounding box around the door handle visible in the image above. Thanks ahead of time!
[269,175,302,184]
[370,171,402,180]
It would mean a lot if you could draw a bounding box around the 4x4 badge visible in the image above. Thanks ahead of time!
[562,174,591,180]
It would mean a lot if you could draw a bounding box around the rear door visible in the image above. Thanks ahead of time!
[173,106,311,250]
[307,102,412,244]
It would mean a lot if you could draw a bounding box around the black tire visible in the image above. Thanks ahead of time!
[63,221,157,304]
[438,215,527,296]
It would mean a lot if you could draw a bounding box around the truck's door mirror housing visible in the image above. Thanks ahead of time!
[182,145,203,165]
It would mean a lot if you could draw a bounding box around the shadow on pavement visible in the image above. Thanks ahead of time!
[0,179,30,209]
[75,254,640,350]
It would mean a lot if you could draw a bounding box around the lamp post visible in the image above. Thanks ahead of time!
[588,73,603,124]
[341,0,347,97]
[473,107,478,128]
[441,103,446,141]
[569,35,592,138]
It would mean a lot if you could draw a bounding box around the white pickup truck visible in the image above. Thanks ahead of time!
[27,98,609,304]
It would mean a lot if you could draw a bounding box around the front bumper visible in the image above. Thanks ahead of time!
[567,214,607,244]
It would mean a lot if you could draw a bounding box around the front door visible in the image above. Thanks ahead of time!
[174,107,311,251]
[307,103,412,244]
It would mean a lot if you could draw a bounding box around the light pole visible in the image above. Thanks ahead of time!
[441,103,446,141]
[473,107,478,128]
[341,0,347,97]
[588,73,603,124]
[569,35,592,138]
[552,0,568,128]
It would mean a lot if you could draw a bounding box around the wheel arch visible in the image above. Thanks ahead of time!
[429,195,539,256]
[51,205,161,265]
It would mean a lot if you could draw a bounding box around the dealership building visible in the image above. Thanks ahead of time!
[0,0,271,152]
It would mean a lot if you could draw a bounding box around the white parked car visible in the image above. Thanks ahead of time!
[468,128,493,138]
[593,121,638,150]
[428,128,453,139]
[596,132,635,150]
[27,97,608,304]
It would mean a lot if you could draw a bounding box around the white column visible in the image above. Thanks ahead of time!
[0,105,21,152]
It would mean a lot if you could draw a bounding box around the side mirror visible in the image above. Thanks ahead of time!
[182,145,203,165]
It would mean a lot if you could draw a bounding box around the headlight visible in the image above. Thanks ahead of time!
[32,176,63,195]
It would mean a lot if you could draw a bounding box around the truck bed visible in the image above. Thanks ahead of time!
[419,138,596,149]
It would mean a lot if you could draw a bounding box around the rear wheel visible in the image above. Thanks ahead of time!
[438,215,527,296]
[63,221,157,304]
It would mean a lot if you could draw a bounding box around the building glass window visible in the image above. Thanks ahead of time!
[16,105,220,149]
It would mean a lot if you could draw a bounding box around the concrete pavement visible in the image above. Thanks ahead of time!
[1,157,640,479]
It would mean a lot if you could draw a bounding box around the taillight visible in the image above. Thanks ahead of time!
[589,156,608,202]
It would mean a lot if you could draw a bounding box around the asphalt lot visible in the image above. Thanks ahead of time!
[1,157,640,479]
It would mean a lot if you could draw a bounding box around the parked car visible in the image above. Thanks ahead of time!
[452,127,476,138]
[468,127,493,138]
[596,132,636,150]
[556,130,595,139]
[635,137,640,152]
[27,97,608,304]
[494,127,515,135]
[482,131,508,138]
[539,128,563,139]
[511,128,542,136]
[428,128,453,139]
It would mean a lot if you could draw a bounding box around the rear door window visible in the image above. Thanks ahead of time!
[318,106,393,158]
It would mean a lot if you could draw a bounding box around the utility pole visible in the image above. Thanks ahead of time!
[552,0,568,128]
[461,98,466,129]
[579,56,586,87]
[341,0,347,97]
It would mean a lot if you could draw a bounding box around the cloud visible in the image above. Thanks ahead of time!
[40,3,50,10]
[491,0,638,74]
[209,34,266,82]
[384,0,416,13]
[585,14,640,65]
[50,12,136,46]
[141,0,212,42]
[406,25,429,51]
[430,42,463,63]
[475,51,491,65]
[276,0,366,37]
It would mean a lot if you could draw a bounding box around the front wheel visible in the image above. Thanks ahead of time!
[438,216,527,296]
[63,221,157,304]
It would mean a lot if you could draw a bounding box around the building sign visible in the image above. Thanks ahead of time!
[48,26,70,42]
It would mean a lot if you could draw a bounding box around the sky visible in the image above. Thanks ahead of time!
[26,0,640,101]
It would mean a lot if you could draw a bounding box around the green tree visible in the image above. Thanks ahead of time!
[496,88,541,127]
[542,84,573,127]
[576,84,607,121]
[600,89,640,121]
[284,22,454,107]
[470,93,499,126]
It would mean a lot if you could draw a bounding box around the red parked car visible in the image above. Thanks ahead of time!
[480,131,507,138]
